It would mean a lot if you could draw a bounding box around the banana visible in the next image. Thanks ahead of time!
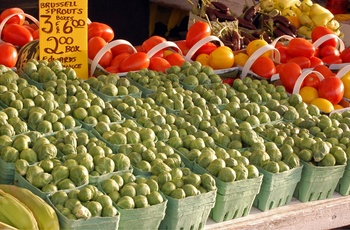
[0,220,18,230]
[0,185,59,230]
[0,189,39,230]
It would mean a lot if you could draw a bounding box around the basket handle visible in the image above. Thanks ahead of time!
[89,39,137,77]
[146,41,183,58]
[241,44,280,79]
[292,69,325,95]
[313,34,345,52]
[0,13,39,44]
[184,35,223,61]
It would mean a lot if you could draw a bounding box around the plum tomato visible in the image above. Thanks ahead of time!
[209,46,234,69]
[311,26,337,48]
[340,47,350,63]
[302,73,321,89]
[149,56,171,72]
[0,7,25,25]
[88,22,114,42]
[319,45,340,58]
[279,62,302,93]
[119,52,150,72]
[2,24,33,47]
[287,37,315,58]
[186,21,211,48]
[288,56,311,69]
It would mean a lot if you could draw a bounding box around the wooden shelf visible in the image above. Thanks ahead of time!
[205,192,350,229]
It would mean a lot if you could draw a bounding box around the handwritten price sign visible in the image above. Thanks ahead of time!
[39,0,88,79]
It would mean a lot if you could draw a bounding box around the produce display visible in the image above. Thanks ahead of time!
[0,1,350,229]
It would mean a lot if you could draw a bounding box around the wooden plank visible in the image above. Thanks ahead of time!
[205,193,350,229]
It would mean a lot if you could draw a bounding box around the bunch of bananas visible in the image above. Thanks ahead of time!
[260,0,342,38]
[0,184,59,230]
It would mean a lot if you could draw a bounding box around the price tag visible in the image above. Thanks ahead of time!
[39,0,88,79]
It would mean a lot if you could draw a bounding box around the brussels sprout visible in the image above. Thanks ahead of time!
[0,146,19,162]
[95,157,115,175]
[32,172,53,189]
[26,165,45,184]
[36,143,57,161]
[52,165,70,184]
[69,165,89,186]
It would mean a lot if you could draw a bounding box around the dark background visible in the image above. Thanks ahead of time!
[1,0,150,45]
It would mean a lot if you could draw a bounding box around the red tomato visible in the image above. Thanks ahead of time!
[302,73,321,89]
[192,42,217,60]
[119,52,150,72]
[319,45,340,58]
[340,47,350,63]
[175,40,190,55]
[275,63,284,74]
[149,57,171,72]
[88,22,114,42]
[22,24,35,34]
[311,26,337,48]
[104,65,119,74]
[2,24,33,47]
[309,56,324,68]
[276,45,290,63]
[0,43,17,67]
[110,52,131,67]
[88,36,112,67]
[279,62,302,93]
[32,29,39,40]
[313,65,335,78]
[111,44,135,56]
[165,52,185,67]
[251,56,276,79]
[318,76,344,104]
[186,21,211,48]
[287,38,315,58]
[0,8,25,25]
[222,78,234,86]
[142,35,166,52]
[321,55,342,65]
[288,56,311,69]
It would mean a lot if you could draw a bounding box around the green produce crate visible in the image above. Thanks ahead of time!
[159,189,216,230]
[14,171,88,201]
[116,195,167,230]
[294,161,346,202]
[0,157,15,184]
[90,87,142,103]
[336,160,350,196]
[192,163,263,222]
[89,168,133,185]
[47,193,120,230]
[126,77,155,98]
[253,165,303,211]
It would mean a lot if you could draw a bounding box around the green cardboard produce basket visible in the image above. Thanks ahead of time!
[116,195,167,230]
[46,189,120,230]
[14,171,88,201]
[192,163,263,222]
[294,160,346,202]
[159,189,216,230]
[336,160,350,196]
[253,165,303,211]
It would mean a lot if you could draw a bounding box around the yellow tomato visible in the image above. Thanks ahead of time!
[196,53,210,66]
[163,50,173,57]
[310,98,334,113]
[299,86,319,104]
[234,52,249,67]
[333,104,344,110]
[209,46,234,69]
[246,39,270,57]
[341,73,350,99]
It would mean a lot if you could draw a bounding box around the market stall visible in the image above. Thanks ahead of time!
[1,0,350,230]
